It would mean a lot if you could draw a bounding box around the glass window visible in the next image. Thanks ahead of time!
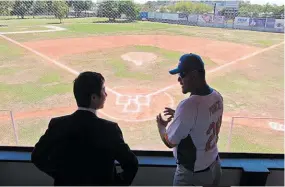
[0,0,283,154]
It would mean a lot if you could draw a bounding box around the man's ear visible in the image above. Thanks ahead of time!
[91,94,97,101]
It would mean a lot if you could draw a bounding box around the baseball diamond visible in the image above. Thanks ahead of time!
[0,17,283,153]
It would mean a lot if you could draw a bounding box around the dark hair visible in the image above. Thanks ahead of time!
[198,69,206,79]
[73,71,105,108]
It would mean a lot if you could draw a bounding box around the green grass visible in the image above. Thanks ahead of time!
[163,26,284,47]
[60,45,217,86]
[105,59,154,80]
[0,120,18,146]
[0,40,74,109]
[0,17,107,26]
[0,67,19,75]
[0,82,72,103]
[0,25,48,32]
[16,118,50,146]
[65,22,170,34]
[210,45,284,116]
[228,125,283,153]
[0,39,25,60]
[256,40,275,46]
[39,71,62,84]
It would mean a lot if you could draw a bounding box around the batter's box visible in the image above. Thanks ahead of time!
[136,95,150,106]
[123,100,140,113]
[116,95,132,105]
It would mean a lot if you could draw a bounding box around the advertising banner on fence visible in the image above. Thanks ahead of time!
[178,14,198,23]
[213,16,225,24]
[154,12,163,19]
[274,19,284,29]
[162,13,178,20]
[234,17,249,26]
[188,15,198,23]
[148,12,155,19]
[249,18,266,27]
[140,12,148,20]
[198,14,213,23]
[178,13,188,21]
[265,18,275,28]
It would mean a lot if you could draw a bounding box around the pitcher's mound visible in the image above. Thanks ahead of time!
[121,52,157,66]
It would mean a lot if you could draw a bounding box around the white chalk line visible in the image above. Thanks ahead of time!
[99,91,175,122]
[0,25,66,35]
[147,41,285,97]
[116,95,150,113]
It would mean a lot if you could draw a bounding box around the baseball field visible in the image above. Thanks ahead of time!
[0,17,284,153]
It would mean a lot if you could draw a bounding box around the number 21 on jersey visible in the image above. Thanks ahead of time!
[205,116,222,152]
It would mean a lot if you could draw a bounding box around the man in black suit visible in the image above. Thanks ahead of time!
[31,71,138,186]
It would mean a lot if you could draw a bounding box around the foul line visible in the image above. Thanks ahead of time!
[147,41,285,97]
[0,34,121,96]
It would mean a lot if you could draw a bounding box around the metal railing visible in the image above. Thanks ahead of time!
[0,110,18,145]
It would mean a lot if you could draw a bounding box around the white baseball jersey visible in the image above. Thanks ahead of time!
[165,89,223,172]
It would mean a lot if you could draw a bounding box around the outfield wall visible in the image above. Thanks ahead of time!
[140,12,284,33]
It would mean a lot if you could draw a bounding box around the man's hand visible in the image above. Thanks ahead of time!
[156,113,176,149]
[156,113,171,129]
[163,107,175,122]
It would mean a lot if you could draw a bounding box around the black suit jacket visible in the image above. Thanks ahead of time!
[31,110,138,186]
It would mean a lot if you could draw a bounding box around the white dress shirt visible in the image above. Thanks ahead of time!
[78,107,97,115]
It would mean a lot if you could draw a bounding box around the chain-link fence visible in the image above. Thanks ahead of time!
[0,0,141,21]
[1,1,283,20]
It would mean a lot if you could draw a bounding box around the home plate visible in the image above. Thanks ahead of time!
[100,86,174,122]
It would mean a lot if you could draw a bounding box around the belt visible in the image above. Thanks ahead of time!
[194,155,219,173]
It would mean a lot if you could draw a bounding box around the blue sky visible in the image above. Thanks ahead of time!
[250,0,284,5]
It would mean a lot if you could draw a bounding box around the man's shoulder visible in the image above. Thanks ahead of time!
[212,88,223,100]
[49,114,72,125]
[177,96,199,110]
[51,114,72,121]
[97,117,118,126]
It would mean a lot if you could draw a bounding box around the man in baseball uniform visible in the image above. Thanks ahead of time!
[156,53,223,186]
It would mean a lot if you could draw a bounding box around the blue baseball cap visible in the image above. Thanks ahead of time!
[169,53,205,75]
